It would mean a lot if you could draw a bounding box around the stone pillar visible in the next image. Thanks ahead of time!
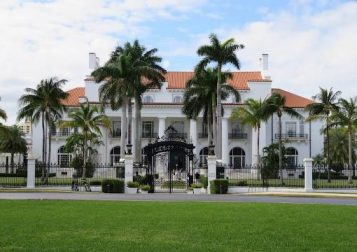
[222,117,229,165]
[207,155,216,194]
[189,119,197,154]
[251,127,258,165]
[125,154,134,193]
[27,158,36,189]
[304,158,313,192]
[158,117,166,138]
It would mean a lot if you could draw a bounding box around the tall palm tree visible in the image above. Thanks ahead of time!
[60,99,110,178]
[330,97,357,182]
[183,68,240,153]
[306,87,341,182]
[18,78,68,181]
[195,33,244,159]
[230,98,270,165]
[265,93,302,182]
[0,126,27,173]
[92,40,166,162]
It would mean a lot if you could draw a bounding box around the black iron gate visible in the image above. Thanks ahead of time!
[143,129,195,193]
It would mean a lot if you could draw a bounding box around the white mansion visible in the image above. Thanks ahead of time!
[31,53,323,168]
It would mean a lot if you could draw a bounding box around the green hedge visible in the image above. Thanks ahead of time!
[210,179,228,194]
[199,175,208,189]
[101,179,124,193]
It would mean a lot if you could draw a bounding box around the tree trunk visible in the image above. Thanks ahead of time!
[326,119,331,183]
[10,152,14,174]
[41,113,46,181]
[128,98,132,148]
[216,65,222,159]
[46,124,51,184]
[42,117,48,183]
[212,99,217,153]
[82,134,87,179]
[257,126,260,165]
[278,115,283,184]
[207,106,212,156]
[120,97,127,158]
[348,129,353,183]
[134,100,142,163]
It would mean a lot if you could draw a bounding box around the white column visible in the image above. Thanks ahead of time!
[207,155,216,194]
[190,119,197,154]
[259,122,267,161]
[251,127,258,165]
[27,158,36,189]
[158,117,166,138]
[125,154,134,193]
[222,118,229,165]
[304,158,313,192]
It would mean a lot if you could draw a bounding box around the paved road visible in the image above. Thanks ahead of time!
[0,192,356,205]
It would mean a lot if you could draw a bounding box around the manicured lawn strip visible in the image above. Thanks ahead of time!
[0,201,356,251]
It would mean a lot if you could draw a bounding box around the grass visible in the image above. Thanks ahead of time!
[0,200,356,251]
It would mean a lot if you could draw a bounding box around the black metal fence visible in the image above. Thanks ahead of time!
[0,163,27,188]
[313,165,357,189]
[223,165,305,188]
[34,163,124,187]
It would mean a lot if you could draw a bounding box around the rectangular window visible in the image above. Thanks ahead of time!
[142,121,154,138]
[285,122,297,137]
[299,120,304,135]
[112,121,121,137]
[231,121,244,134]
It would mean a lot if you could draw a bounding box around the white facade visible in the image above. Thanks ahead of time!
[31,54,324,167]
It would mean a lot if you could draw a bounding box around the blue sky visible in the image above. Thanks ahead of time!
[0,0,356,124]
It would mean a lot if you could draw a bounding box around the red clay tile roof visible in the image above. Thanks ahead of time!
[164,71,270,90]
[62,87,85,106]
[272,88,313,108]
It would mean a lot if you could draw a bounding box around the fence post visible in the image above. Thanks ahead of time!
[124,154,134,193]
[27,158,36,189]
[207,155,216,194]
[303,158,313,192]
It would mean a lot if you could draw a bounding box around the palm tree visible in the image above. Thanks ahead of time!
[0,126,27,173]
[60,99,110,178]
[306,87,341,182]
[18,78,68,181]
[92,40,166,162]
[230,98,269,165]
[265,93,302,182]
[183,68,240,153]
[330,97,357,182]
[195,33,244,159]
[0,107,7,132]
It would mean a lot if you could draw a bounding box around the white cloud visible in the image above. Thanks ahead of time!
[0,0,206,124]
[215,1,357,99]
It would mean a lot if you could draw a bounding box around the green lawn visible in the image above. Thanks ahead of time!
[0,201,356,251]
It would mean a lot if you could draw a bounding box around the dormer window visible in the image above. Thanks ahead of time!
[143,96,153,103]
[173,95,183,103]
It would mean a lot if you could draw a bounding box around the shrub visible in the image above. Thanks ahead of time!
[191,183,203,189]
[199,175,208,189]
[101,179,124,193]
[210,179,228,194]
[127,181,140,188]
[237,180,248,186]
[141,185,150,191]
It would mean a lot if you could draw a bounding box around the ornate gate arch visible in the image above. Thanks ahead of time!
[143,127,195,193]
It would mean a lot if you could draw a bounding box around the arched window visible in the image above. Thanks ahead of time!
[285,147,298,166]
[229,147,245,168]
[110,146,121,165]
[57,146,72,167]
[143,96,153,103]
[173,95,183,103]
[199,147,209,167]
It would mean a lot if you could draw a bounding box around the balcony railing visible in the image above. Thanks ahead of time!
[142,132,158,138]
[198,133,208,138]
[168,132,187,139]
[110,131,121,138]
[229,132,248,139]
[51,131,73,137]
[275,133,308,140]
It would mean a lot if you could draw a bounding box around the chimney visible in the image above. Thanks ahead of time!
[89,52,99,69]
[261,53,270,79]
